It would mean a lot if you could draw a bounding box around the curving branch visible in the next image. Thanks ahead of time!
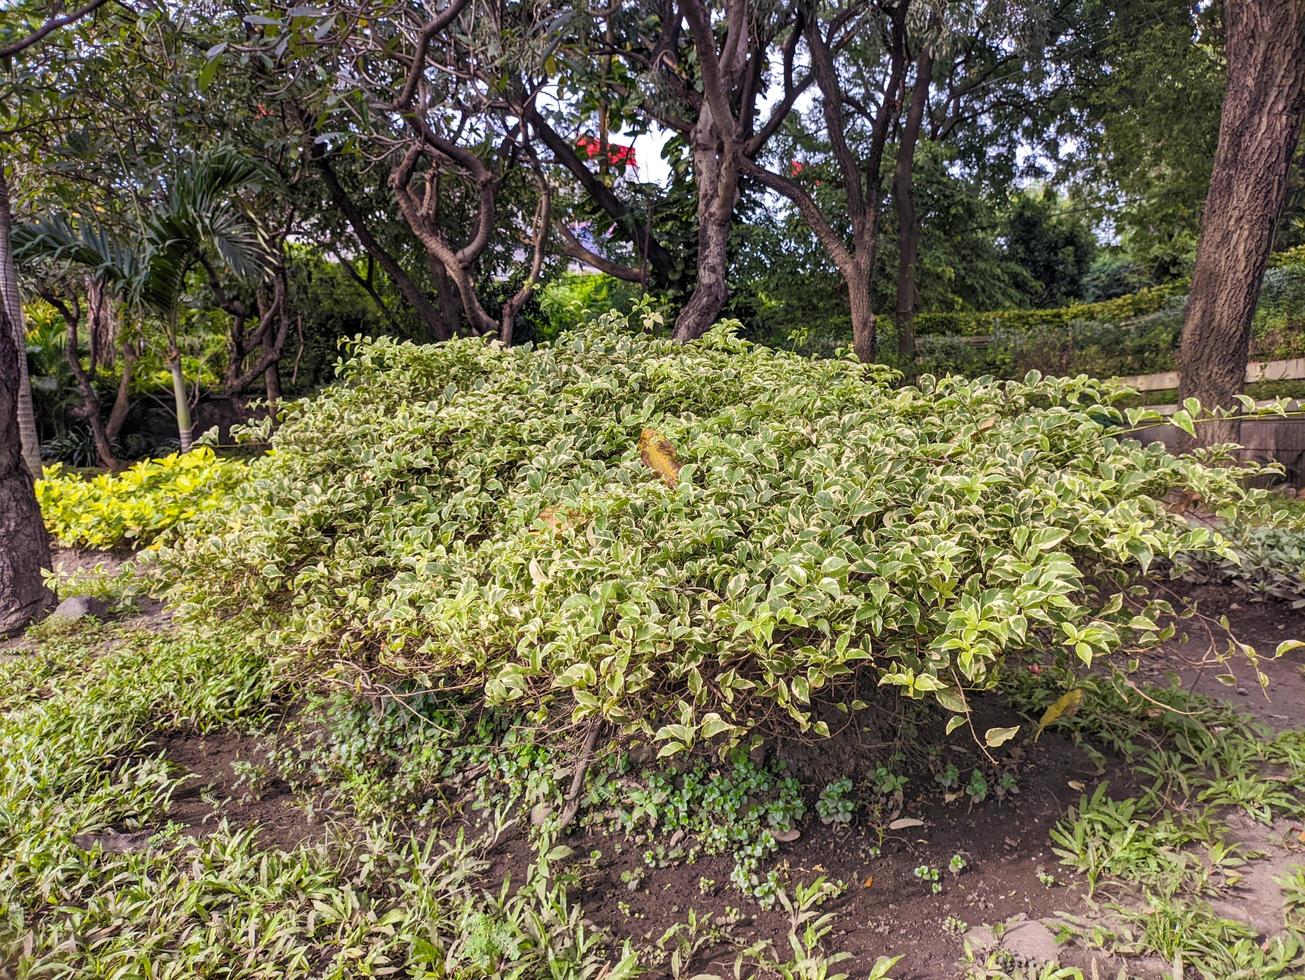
[0,0,115,58]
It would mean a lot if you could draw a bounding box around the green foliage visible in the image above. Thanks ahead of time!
[0,621,641,978]
[914,262,1305,379]
[1000,188,1098,308]
[37,448,246,548]
[608,755,806,906]
[153,315,1255,755]
[815,777,855,826]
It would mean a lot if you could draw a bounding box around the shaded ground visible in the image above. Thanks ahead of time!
[17,556,1305,978]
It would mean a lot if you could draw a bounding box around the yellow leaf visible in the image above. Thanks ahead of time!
[639,427,682,488]
[984,725,1020,748]
[1035,689,1084,741]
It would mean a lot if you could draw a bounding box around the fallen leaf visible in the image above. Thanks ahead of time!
[1035,689,1084,741]
[888,817,925,831]
[770,827,800,843]
[984,725,1020,748]
[638,427,682,488]
[862,874,875,889]
[1068,780,1086,792]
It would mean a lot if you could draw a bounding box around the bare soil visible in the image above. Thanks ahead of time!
[38,559,1305,978]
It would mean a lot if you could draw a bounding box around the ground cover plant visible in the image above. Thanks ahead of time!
[37,448,247,548]
[150,314,1268,765]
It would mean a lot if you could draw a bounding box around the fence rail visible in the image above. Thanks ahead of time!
[1118,357,1305,393]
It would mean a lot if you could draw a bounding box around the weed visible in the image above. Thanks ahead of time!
[914,864,942,894]
[816,777,856,826]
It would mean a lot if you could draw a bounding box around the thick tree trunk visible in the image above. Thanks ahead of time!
[848,270,876,365]
[893,52,932,368]
[0,170,41,474]
[673,113,738,342]
[0,304,53,637]
[85,274,116,372]
[264,361,281,409]
[1178,0,1305,445]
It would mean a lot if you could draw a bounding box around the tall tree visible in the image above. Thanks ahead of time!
[1179,0,1305,443]
[0,297,51,636]
[0,169,40,472]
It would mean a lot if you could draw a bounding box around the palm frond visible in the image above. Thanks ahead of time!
[12,218,137,291]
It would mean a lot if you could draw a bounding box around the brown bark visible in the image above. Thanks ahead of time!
[225,267,292,395]
[893,50,932,367]
[671,0,751,342]
[105,339,133,443]
[672,113,738,341]
[85,274,116,371]
[0,303,53,637]
[264,361,281,408]
[310,142,453,342]
[1178,0,1305,445]
[45,292,120,470]
[391,144,498,335]
[0,170,41,473]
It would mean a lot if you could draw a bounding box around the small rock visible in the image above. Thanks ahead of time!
[628,742,654,765]
[50,596,110,622]
[73,830,152,853]
[1001,919,1060,963]
[1237,687,1249,696]
[963,924,997,952]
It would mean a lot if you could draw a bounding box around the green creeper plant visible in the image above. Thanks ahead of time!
[151,314,1262,757]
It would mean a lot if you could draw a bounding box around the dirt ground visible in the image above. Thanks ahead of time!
[24,550,1305,979]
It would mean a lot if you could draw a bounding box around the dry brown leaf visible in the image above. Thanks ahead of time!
[639,427,682,488]
[862,874,875,889]
[888,818,925,830]
[535,506,580,534]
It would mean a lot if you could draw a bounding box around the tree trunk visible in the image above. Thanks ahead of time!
[311,144,453,342]
[1178,0,1305,445]
[893,51,932,368]
[168,351,193,452]
[0,170,41,474]
[264,361,281,409]
[0,303,53,637]
[848,267,876,365]
[105,342,134,444]
[673,113,738,342]
[85,274,116,372]
[51,295,120,469]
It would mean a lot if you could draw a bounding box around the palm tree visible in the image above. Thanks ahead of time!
[16,148,268,451]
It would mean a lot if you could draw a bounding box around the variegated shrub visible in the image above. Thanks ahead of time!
[152,316,1253,754]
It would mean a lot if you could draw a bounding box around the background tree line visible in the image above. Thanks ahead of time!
[1,0,1304,632]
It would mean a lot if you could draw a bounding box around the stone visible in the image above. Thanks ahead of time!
[49,596,110,622]
[1001,919,1060,963]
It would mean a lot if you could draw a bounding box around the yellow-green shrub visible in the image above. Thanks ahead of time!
[37,449,246,549]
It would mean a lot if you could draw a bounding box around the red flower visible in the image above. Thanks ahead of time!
[577,135,638,171]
